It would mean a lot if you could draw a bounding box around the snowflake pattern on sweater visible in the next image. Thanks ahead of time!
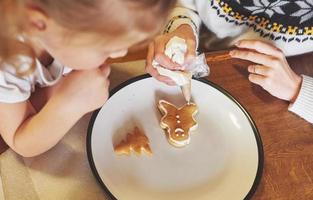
[212,0,313,42]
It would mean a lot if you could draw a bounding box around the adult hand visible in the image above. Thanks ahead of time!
[230,40,302,102]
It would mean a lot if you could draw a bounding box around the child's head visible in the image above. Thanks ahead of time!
[0,0,176,71]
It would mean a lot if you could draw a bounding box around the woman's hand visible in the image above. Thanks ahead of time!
[54,64,111,114]
[145,24,196,85]
[230,40,302,102]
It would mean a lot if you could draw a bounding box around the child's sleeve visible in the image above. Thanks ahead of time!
[163,0,202,48]
[0,69,32,103]
[288,75,313,123]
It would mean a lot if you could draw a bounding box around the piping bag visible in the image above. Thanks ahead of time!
[152,36,210,103]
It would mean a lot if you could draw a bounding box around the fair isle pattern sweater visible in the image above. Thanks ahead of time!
[165,0,313,123]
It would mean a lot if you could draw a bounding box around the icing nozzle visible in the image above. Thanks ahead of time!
[180,81,191,103]
[152,36,209,103]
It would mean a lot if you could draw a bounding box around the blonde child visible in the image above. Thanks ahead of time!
[0,0,176,157]
[146,0,313,123]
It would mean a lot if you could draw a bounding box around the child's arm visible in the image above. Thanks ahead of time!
[230,40,313,123]
[0,65,110,157]
[0,98,83,157]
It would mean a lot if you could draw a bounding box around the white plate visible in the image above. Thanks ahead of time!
[87,75,263,200]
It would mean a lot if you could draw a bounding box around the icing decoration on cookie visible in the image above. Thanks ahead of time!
[158,100,198,147]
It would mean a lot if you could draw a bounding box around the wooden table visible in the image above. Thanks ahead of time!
[0,50,312,199]
[207,52,313,200]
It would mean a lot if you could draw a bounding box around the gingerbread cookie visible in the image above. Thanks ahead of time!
[158,100,198,147]
[114,127,152,156]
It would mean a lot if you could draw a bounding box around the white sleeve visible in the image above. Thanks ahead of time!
[288,75,313,123]
[0,69,32,103]
[164,0,201,48]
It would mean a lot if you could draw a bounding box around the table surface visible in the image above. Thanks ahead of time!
[0,50,312,200]
[207,52,313,200]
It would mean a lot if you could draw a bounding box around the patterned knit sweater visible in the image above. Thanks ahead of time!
[165,0,313,123]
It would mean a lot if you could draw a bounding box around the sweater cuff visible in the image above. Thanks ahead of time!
[288,75,313,123]
[163,7,201,50]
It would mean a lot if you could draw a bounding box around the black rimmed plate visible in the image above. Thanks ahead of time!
[87,74,263,200]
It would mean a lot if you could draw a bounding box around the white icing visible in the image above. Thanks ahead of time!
[154,66,191,86]
[168,134,190,147]
[175,128,184,133]
[164,36,187,65]
[152,37,192,86]
[158,100,198,147]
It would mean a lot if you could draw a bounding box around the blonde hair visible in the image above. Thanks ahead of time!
[0,0,176,75]
[0,0,36,76]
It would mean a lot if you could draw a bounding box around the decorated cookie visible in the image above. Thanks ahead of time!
[158,100,198,147]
